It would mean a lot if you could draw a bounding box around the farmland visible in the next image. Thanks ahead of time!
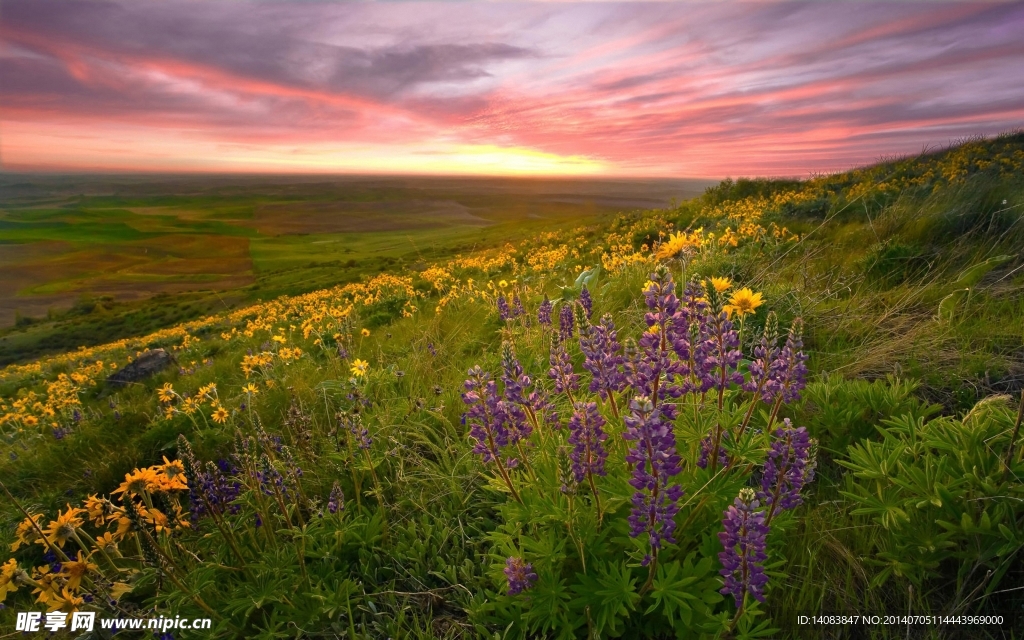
[0,175,708,364]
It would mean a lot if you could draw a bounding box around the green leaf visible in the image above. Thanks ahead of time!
[954,254,1013,287]
[937,287,970,322]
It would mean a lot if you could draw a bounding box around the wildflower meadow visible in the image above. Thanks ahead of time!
[1,134,1023,638]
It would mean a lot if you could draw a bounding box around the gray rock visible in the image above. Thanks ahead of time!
[107,348,174,386]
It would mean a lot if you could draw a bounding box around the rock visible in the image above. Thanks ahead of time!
[107,348,174,387]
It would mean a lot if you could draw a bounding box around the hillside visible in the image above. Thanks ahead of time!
[1,133,1023,638]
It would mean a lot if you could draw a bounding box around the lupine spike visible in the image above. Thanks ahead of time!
[327,481,344,514]
[538,295,553,326]
[580,313,626,400]
[718,488,769,608]
[497,294,511,322]
[548,335,579,395]
[558,303,575,341]
[622,395,684,562]
[462,366,509,464]
[567,401,608,483]
[759,420,814,516]
[573,301,591,338]
[579,284,593,318]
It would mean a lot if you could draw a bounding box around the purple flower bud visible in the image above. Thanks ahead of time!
[504,556,538,595]
[559,303,575,341]
[768,320,808,404]
[538,295,553,326]
[497,294,511,322]
[579,284,593,318]
[512,294,525,319]
[759,420,814,515]
[631,268,687,402]
[697,430,730,470]
[327,481,344,514]
[462,366,510,464]
[548,336,579,395]
[580,314,627,400]
[568,402,608,483]
[719,488,769,607]
[501,341,548,441]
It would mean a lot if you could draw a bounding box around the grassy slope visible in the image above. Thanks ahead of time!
[1,135,1022,637]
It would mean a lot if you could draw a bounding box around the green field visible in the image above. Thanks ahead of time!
[0,175,710,364]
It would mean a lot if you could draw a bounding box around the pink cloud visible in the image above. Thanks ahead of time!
[1,1,1022,177]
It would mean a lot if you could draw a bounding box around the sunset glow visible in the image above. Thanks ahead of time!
[2,1,1022,177]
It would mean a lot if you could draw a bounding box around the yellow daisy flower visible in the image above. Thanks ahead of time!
[350,359,369,378]
[710,276,733,293]
[724,288,764,318]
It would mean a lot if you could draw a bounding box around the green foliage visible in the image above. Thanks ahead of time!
[839,396,1024,600]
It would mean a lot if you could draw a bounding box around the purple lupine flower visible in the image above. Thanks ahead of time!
[500,341,548,439]
[623,395,684,564]
[768,319,808,404]
[512,294,525,319]
[548,336,579,396]
[697,430,730,470]
[703,283,745,397]
[538,295,553,326]
[427,342,437,358]
[580,313,627,400]
[568,402,609,483]
[497,294,511,322]
[462,366,510,464]
[579,284,593,318]
[669,279,715,394]
[743,312,781,400]
[718,488,770,608]
[504,557,538,595]
[327,481,344,514]
[191,460,243,521]
[558,303,575,341]
[759,420,814,516]
[632,268,686,402]
[342,413,372,450]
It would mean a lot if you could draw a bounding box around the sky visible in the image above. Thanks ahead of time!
[1,1,1023,178]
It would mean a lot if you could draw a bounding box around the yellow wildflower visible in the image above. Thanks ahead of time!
[1,558,21,601]
[212,405,229,424]
[724,288,764,318]
[10,514,43,552]
[350,359,369,378]
[41,506,85,547]
[59,551,97,590]
[361,328,371,337]
[710,277,732,293]
[112,468,160,498]
[157,383,175,403]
